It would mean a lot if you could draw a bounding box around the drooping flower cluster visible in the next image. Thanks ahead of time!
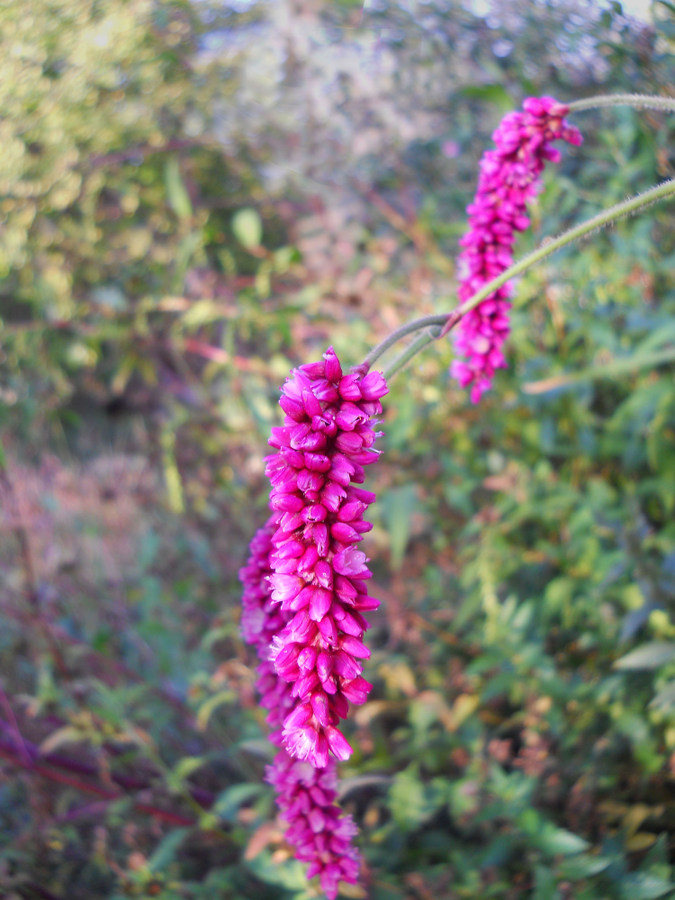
[267,751,361,899]
[449,96,582,402]
[239,346,387,898]
[266,347,388,768]
[240,518,362,900]
[240,518,293,738]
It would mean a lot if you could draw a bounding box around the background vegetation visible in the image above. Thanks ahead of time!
[1,0,675,897]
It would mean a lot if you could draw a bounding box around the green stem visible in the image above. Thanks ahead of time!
[568,94,675,114]
[383,327,444,380]
[364,178,675,376]
[361,315,449,370]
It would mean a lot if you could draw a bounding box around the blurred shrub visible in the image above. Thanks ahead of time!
[1,0,675,898]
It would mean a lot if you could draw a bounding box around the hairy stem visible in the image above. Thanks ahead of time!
[568,94,675,114]
[364,178,675,375]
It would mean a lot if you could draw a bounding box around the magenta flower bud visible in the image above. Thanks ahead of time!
[340,677,372,705]
[331,522,362,544]
[284,702,313,730]
[323,346,343,382]
[292,670,319,699]
[312,381,340,403]
[337,500,367,522]
[301,504,327,524]
[335,431,364,454]
[359,370,388,401]
[279,395,306,421]
[270,573,304,603]
[351,520,373,534]
[314,559,333,588]
[301,388,322,418]
[268,425,294,448]
[308,805,326,833]
[275,642,300,677]
[333,547,368,576]
[332,607,363,637]
[297,544,319,576]
[333,650,362,679]
[270,493,304,513]
[335,403,367,431]
[309,587,332,621]
[321,675,338,695]
[311,523,329,557]
[297,469,324,494]
[334,575,357,600]
[298,360,325,378]
[330,692,349,719]
[317,615,338,645]
[316,650,333,682]
[325,726,352,761]
[272,556,299,575]
[286,584,313,612]
[341,635,370,659]
[274,539,305,559]
[286,609,315,643]
[338,374,362,400]
[290,426,322,451]
[353,594,379,611]
[311,692,332,727]
[298,646,317,670]
[303,452,331,472]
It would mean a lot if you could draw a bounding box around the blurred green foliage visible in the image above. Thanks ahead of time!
[1,0,675,898]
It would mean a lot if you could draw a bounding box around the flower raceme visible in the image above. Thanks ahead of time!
[240,520,363,899]
[449,96,582,402]
[267,751,361,900]
[265,347,388,769]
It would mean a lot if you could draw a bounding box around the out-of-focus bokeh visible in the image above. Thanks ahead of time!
[1,1,675,897]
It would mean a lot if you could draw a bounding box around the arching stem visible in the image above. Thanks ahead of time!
[361,178,675,378]
[568,94,675,114]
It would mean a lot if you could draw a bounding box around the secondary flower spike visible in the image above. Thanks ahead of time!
[449,96,582,402]
[240,521,363,899]
[267,751,361,900]
[266,346,388,768]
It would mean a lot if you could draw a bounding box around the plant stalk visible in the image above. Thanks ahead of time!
[363,178,675,376]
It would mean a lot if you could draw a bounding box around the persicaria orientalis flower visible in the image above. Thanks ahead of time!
[240,518,362,899]
[267,751,361,899]
[266,347,388,768]
[240,347,387,897]
[450,95,582,402]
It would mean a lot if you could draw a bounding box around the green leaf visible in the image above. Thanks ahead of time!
[165,157,193,220]
[212,783,264,823]
[196,690,235,731]
[619,873,675,900]
[614,642,675,671]
[147,827,190,873]
[232,207,262,249]
[557,854,613,879]
[247,850,314,893]
[460,83,514,112]
[167,756,205,793]
[388,765,445,832]
[379,483,420,570]
[534,825,590,857]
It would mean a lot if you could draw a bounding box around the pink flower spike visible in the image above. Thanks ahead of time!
[448,96,582,401]
[261,347,387,767]
[265,751,362,899]
[241,348,389,898]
